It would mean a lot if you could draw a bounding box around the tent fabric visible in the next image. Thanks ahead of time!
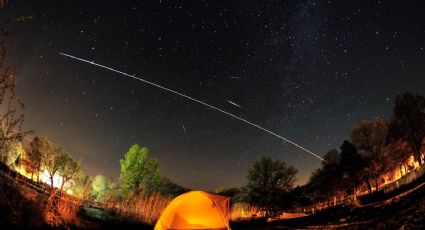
[155,191,230,230]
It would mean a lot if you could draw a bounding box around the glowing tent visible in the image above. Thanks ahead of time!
[155,191,231,230]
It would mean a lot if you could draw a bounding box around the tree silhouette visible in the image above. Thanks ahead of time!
[0,30,31,152]
[339,141,363,198]
[390,93,425,166]
[306,149,343,202]
[244,157,297,216]
[351,117,389,191]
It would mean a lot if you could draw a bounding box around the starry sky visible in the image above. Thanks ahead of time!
[2,0,425,190]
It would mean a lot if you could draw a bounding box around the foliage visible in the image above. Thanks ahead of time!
[69,169,90,199]
[305,92,425,204]
[157,177,189,198]
[0,139,24,170]
[119,144,162,196]
[339,141,364,196]
[390,92,425,165]
[59,152,80,191]
[40,138,67,188]
[23,137,44,181]
[306,149,343,201]
[243,157,297,216]
[289,185,312,208]
[215,187,244,203]
[90,174,114,202]
[351,117,389,192]
[22,136,79,190]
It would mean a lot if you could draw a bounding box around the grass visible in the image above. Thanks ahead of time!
[0,172,159,229]
[0,172,86,229]
[112,191,171,225]
[230,202,261,222]
[0,161,173,229]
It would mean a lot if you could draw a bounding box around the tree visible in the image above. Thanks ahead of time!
[215,187,243,204]
[59,153,80,191]
[351,117,389,191]
[387,139,412,178]
[306,149,343,202]
[339,141,363,198]
[23,137,45,181]
[69,169,90,199]
[0,34,31,153]
[390,93,425,165]
[90,174,114,202]
[0,139,24,170]
[119,144,162,196]
[40,138,67,188]
[157,177,189,198]
[289,185,312,208]
[243,157,297,216]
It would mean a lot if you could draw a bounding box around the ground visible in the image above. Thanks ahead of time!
[231,174,425,229]
[2,161,425,229]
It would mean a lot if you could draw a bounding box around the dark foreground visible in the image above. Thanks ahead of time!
[232,175,425,229]
[2,164,425,230]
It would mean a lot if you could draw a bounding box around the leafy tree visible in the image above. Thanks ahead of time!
[158,177,189,198]
[387,140,412,178]
[215,187,243,203]
[243,157,297,216]
[289,185,312,208]
[119,144,162,196]
[69,169,90,199]
[351,117,389,191]
[390,93,425,165]
[339,141,363,198]
[306,149,343,202]
[39,138,67,188]
[0,139,24,170]
[90,174,114,202]
[59,153,80,191]
[23,137,44,181]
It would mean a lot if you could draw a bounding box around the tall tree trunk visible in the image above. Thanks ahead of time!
[375,178,379,191]
[414,141,423,166]
[367,177,373,193]
[36,163,41,182]
[60,179,66,191]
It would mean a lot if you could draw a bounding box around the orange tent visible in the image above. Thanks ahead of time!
[154,191,231,230]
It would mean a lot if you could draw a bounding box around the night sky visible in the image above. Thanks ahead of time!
[2,0,425,190]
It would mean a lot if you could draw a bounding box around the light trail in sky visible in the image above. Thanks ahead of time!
[226,100,243,109]
[59,52,325,161]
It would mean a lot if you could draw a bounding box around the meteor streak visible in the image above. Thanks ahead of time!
[59,52,325,161]
[226,100,243,109]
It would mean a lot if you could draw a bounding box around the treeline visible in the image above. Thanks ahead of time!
[217,92,425,216]
[91,143,188,203]
[0,139,188,202]
[302,92,425,204]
